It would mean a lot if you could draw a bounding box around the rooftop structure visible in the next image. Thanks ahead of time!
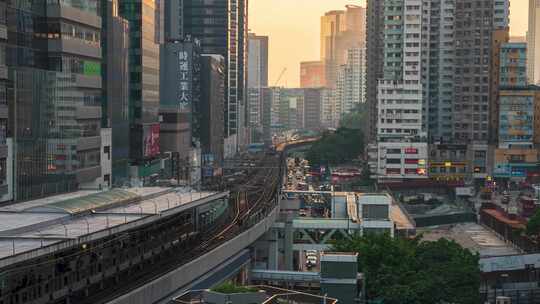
[174,285,338,304]
[0,187,227,265]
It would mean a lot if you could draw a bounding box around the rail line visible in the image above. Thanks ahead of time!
[75,154,283,304]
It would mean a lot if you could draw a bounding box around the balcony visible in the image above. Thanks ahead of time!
[48,38,101,59]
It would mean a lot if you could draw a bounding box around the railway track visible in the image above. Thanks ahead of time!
[75,154,283,304]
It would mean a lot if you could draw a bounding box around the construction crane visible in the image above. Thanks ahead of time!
[273,68,287,87]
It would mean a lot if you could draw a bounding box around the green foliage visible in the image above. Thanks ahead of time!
[331,234,480,304]
[305,127,364,166]
[211,282,258,294]
[526,209,540,236]
[340,103,366,130]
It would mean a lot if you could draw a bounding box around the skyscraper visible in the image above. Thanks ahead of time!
[201,54,226,165]
[320,5,366,88]
[119,0,162,183]
[101,0,130,186]
[247,33,269,89]
[528,0,540,84]
[366,0,385,144]
[375,0,428,182]
[247,33,268,141]
[8,0,108,200]
[336,47,366,116]
[183,0,248,150]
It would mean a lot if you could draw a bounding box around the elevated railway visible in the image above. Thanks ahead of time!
[0,140,312,304]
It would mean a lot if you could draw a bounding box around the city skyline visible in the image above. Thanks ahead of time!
[250,0,528,88]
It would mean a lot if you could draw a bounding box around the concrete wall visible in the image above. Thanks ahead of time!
[106,205,280,304]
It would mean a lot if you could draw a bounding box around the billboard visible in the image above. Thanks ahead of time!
[143,124,160,158]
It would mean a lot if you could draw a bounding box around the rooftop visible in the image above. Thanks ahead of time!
[173,285,338,304]
[0,187,226,266]
[418,223,519,258]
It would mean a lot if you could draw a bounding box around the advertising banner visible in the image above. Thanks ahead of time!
[143,124,160,158]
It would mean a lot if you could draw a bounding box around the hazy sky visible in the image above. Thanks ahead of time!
[249,0,528,88]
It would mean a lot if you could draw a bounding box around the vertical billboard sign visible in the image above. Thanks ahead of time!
[143,124,160,157]
[178,47,191,110]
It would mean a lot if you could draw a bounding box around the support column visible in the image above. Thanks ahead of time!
[268,229,278,270]
[284,220,294,271]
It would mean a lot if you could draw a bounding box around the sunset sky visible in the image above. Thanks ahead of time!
[249,0,528,88]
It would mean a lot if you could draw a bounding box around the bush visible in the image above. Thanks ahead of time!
[211,282,258,294]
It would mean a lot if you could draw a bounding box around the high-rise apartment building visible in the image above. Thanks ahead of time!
[528,0,540,84]
[303,88,323,131]
[300,61,326,88]
[337,47,367,116]
[375,0,428,182]
[247,33,268,89]
[8,0,108,200]
[321,89,338,129]
[370,0,510,184]
[500,43,528,88]
[321,5,366,88]
[247,33,268,141]
[366,0,385,144]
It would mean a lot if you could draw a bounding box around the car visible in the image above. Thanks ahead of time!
[306,250,317,257]
[306,255,317,264]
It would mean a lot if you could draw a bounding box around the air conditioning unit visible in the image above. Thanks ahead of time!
[496,296,511,304]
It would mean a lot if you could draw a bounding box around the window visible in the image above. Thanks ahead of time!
[386,158,401,164]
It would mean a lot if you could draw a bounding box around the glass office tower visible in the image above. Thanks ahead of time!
[7,0,106,201]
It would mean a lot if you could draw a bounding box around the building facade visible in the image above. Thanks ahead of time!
[8,0,108,201]
[102,0,130,187]
[119,0,162,183]
[321,6,366,89]
[366,0,385,144]
[247,33,268,89]
[528,0,540,84]
[183,0,248,151]
[201,54,225,166]
[159,40,201,160]
[300,61,326,88]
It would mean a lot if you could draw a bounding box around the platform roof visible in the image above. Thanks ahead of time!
[0,188,227,265]
[25,189,139,214]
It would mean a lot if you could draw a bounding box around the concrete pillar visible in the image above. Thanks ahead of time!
[284,221,294,271]
[268,229,279,270]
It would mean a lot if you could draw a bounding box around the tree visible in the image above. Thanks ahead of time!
[331,234,480,304]
[305,127,364,166]
[526,209,540,236]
